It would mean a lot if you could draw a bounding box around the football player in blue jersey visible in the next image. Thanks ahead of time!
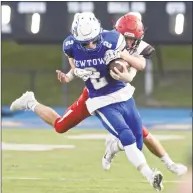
[10,12,163,191]
[62,12,164,191]
[57,12,186,177]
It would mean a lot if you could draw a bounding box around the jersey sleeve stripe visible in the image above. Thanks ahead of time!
[115,34,126,50]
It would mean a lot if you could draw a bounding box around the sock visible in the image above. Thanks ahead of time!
[161,153,174,167]
[27,100,39,112]
[124,143,153,181]
[124,143,146,167]
[139,164,153,182]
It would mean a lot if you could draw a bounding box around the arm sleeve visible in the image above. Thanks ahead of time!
[140,45,155,59]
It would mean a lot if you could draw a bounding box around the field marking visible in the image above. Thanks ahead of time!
[2,177,189,184]
[2,142,75,151]
[67,134,186,141]
[151,124,192,130]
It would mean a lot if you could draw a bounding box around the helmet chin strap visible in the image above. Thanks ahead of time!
[127,28,145,54]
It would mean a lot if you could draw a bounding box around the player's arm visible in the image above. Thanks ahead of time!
[57,57,91,83]
[104,33,130,69]
[110,64,137,83]
[126,66,137,82]
[120,44,155,70]
[115,44,155,81]
[104,33,138,82]
[68,57,76,69]
[60,38,94,82]
[120,50,146,70]
[56,38,76,83]
[112,34,138,82]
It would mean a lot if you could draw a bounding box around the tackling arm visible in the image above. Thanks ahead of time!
[120,49,146,70]
[127,67,137,82]
[110,63,138,83]
[120,43,155,70]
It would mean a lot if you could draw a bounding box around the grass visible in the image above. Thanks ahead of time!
[2,129,192,193]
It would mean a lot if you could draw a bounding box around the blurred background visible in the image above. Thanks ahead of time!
[2,1,192,108]
[1,2,192,193]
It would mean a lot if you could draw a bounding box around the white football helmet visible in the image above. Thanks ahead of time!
[71,12,102,43]
[71,13,81,33]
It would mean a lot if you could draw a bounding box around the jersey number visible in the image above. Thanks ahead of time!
[84,67,108,90]
[103,41,112,48]
[65,40,74,46]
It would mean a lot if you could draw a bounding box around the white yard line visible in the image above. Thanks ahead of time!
[2,143,75,151]
[67,133,186,141]
[2,177,188,184]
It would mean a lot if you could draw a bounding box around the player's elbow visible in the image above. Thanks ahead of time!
[126,68,137,82]
[141,63,146,70]
[138,61,146,70]
[127,76,134,83]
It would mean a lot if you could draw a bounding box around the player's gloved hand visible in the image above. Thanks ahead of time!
[56,70,71,83]
[74,68,93,81]
[110,63,135,82]
[104,49,121,65]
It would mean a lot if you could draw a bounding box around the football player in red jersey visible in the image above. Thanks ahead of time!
[55,12,187,176]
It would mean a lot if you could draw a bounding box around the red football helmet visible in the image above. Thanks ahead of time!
[115,13,145,52]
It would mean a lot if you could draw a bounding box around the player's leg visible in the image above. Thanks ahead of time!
[101,125,151,169]
[123,98,144,150]
[143,126,166,157]
[54,88,90,133]
[10,89,90,133]
[143,130,187,176]
[96,103,163,191]
[10,91,62,126]
[101,114,149,170]
[103,125,187,176]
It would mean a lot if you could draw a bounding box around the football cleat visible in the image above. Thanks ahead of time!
[10,91,36,111]
[166,163,187,176]
[151,169,164,192]
[102,135,120,170]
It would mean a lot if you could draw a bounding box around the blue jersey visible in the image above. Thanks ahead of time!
[63,30,126,98]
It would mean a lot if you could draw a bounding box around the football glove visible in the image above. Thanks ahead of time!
[74,68,93,81]
[104,49,121,65]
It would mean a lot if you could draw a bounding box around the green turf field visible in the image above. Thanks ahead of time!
[2,129,192,193]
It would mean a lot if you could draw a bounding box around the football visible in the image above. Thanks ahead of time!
[108,58,128,73]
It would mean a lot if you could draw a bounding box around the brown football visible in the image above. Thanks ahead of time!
[109,58,128,73]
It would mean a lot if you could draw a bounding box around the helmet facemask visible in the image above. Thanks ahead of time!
[78,35,103,52]
[71,12,103,52]
[125,33,144,54]
[114,13,145,54]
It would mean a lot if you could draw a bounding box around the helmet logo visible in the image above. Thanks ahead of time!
[124,32,135,37]
[80,22,92,36]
